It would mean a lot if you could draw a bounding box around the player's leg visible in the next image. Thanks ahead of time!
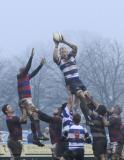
[8,139,22,160]
[67,78,90,105]
[76,149,84,160]
[26,99,49,141]
[19,99,28,122]
[68,79,94,124]
[66,85,75,107]
[30,121,45,146]
[19,99,43,145]
[80,99,92,124]
[21,99,45,146]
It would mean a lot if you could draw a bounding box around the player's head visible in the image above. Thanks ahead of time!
[19,67,25,74]
[73,113,81,125]
[96,104,107,116]
[53,107,60,116]
[2,104,14,115]
[107,106,115,115]
[114,105,122,115]
[59,47,68,59]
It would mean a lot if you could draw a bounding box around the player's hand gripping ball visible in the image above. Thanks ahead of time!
[53,32,63,42]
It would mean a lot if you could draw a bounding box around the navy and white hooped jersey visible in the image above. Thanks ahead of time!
[68,124,88,150]
[61,105,73,133]
[57,52,79,81]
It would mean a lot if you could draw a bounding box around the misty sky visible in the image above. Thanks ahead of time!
[0,0,124,55]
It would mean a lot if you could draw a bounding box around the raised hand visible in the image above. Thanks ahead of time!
[31,48,35,57]
[40,58,46,65]
[59,34,64,43]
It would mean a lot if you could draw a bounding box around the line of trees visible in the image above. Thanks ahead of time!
[0,36,124,129]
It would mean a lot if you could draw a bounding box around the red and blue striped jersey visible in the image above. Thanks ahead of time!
[17,73,32,99]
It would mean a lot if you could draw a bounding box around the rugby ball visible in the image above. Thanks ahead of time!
[53,32,62,42]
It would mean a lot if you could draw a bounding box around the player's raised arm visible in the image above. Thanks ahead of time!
[24,48,35,74]
[60,35,78,57]
[53,39,61,64]
[29,58,46,79]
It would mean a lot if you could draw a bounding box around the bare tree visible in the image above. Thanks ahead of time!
[31,60,68,111]
[78,38,124,106]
